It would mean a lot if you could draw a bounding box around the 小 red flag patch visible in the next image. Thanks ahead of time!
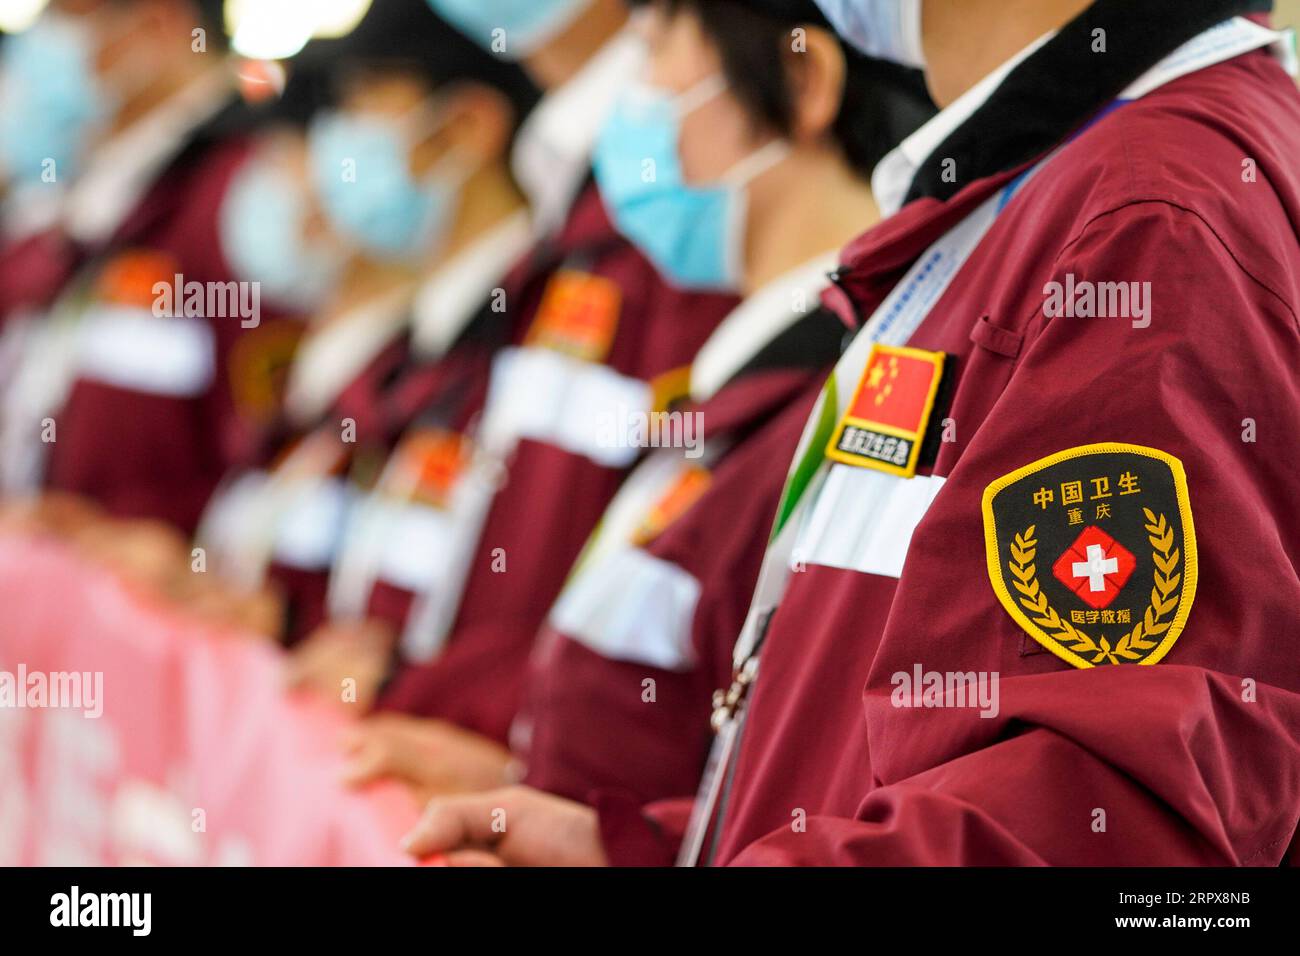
[825,343,945,477]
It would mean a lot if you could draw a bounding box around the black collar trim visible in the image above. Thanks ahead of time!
[905,0,1273,204]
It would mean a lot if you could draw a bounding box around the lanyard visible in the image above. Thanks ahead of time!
[677,16,1290,868]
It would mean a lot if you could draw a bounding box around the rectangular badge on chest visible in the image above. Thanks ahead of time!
[526,269,621,363]
[825,344,946,478]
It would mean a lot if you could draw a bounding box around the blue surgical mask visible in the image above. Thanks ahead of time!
[308,109,463,262]
[0,15,107,185]
[425,0,589,59]
[812,0,926,68]
[219,156,342,311]
[593,76,789,292]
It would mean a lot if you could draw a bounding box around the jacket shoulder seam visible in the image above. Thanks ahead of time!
[1051,197,1300,338]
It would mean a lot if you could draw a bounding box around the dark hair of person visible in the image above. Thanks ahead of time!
[299,0,540,141]
[663,0,935,175]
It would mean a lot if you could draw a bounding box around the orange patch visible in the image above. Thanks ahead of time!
[96,249,182,309]
[382,428,469,508]
[526,270,621,363]
[632,466,712,546]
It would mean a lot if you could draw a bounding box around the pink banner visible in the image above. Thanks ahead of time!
[0,534,418,866]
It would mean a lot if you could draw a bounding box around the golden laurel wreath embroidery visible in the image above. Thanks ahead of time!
[1006,509,1181,665]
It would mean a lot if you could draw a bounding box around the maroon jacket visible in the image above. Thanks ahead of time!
[338,308,515,635]
[602,34,1300,865]
[521,308,842,805]
[43,133,308,533]
[0,227,80,326]
[262,320,504,642]
[376,184,738,742]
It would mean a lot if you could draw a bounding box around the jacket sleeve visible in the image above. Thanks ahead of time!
[0,227,80,325]
[730,201,1300,866]
[595,791,696,867]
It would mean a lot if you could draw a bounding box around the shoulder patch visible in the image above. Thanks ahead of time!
[982,443,1196,667]
[632,464,711,547]
[381,427,469,509]
[228,319,303,424]
[526,269,621,363]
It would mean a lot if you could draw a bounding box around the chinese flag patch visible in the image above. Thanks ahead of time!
[632,465,712,546]
[526,269,621,363]
[382,427,469,509]
[825,344,945,477]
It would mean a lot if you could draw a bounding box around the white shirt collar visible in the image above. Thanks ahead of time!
[1,183,65,243]
[871,33,1053,218]
[410,209,534,358]
[510,26,647,237]
[284,286,413,427]
[872,16,1295,219]
[690,251,840,402]
[63,69,233,246]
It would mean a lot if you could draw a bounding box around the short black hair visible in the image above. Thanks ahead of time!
[663,0,934,176]
[297,0,540,136]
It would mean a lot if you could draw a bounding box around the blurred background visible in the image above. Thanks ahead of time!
[0,0,1288,37]
[2,0,1294,55]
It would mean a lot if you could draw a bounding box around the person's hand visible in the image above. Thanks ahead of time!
[231,586,286,639]
[177,575,285,641]
[340,714,517,798]
[285,618,394,711]
[0,495,63,534]
[72,517,189,592]
[14,491,104,536]
[401,786,608,867]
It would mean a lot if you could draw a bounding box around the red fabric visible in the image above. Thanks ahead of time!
[594,791,692,867]
[377,185,739,742]
[0,228,81,325]
[700,51,1300,866]
[267,560,333,643]
[522,371,825,805]
[45,137,309,533]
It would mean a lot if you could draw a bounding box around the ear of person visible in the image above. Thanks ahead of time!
[787,23,847,141]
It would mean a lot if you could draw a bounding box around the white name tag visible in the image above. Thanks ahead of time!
[371,500,454,594]
[550,545,701,672]
[76,307,214,397]
[793,466,947,579]
[480,346,652,468]
[272,477,353,571]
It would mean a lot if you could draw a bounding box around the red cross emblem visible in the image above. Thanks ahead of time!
[1052,526,1136,609]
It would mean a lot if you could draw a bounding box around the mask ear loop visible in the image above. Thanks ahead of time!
[399,97,479,193]
[720,139,790,187]
[708,138,789,289]
[671,73,791,186]
[672,73,729,116]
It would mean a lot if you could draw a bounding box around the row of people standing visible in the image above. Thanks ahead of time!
[3,0,1300,867]
[0,0,931,835]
